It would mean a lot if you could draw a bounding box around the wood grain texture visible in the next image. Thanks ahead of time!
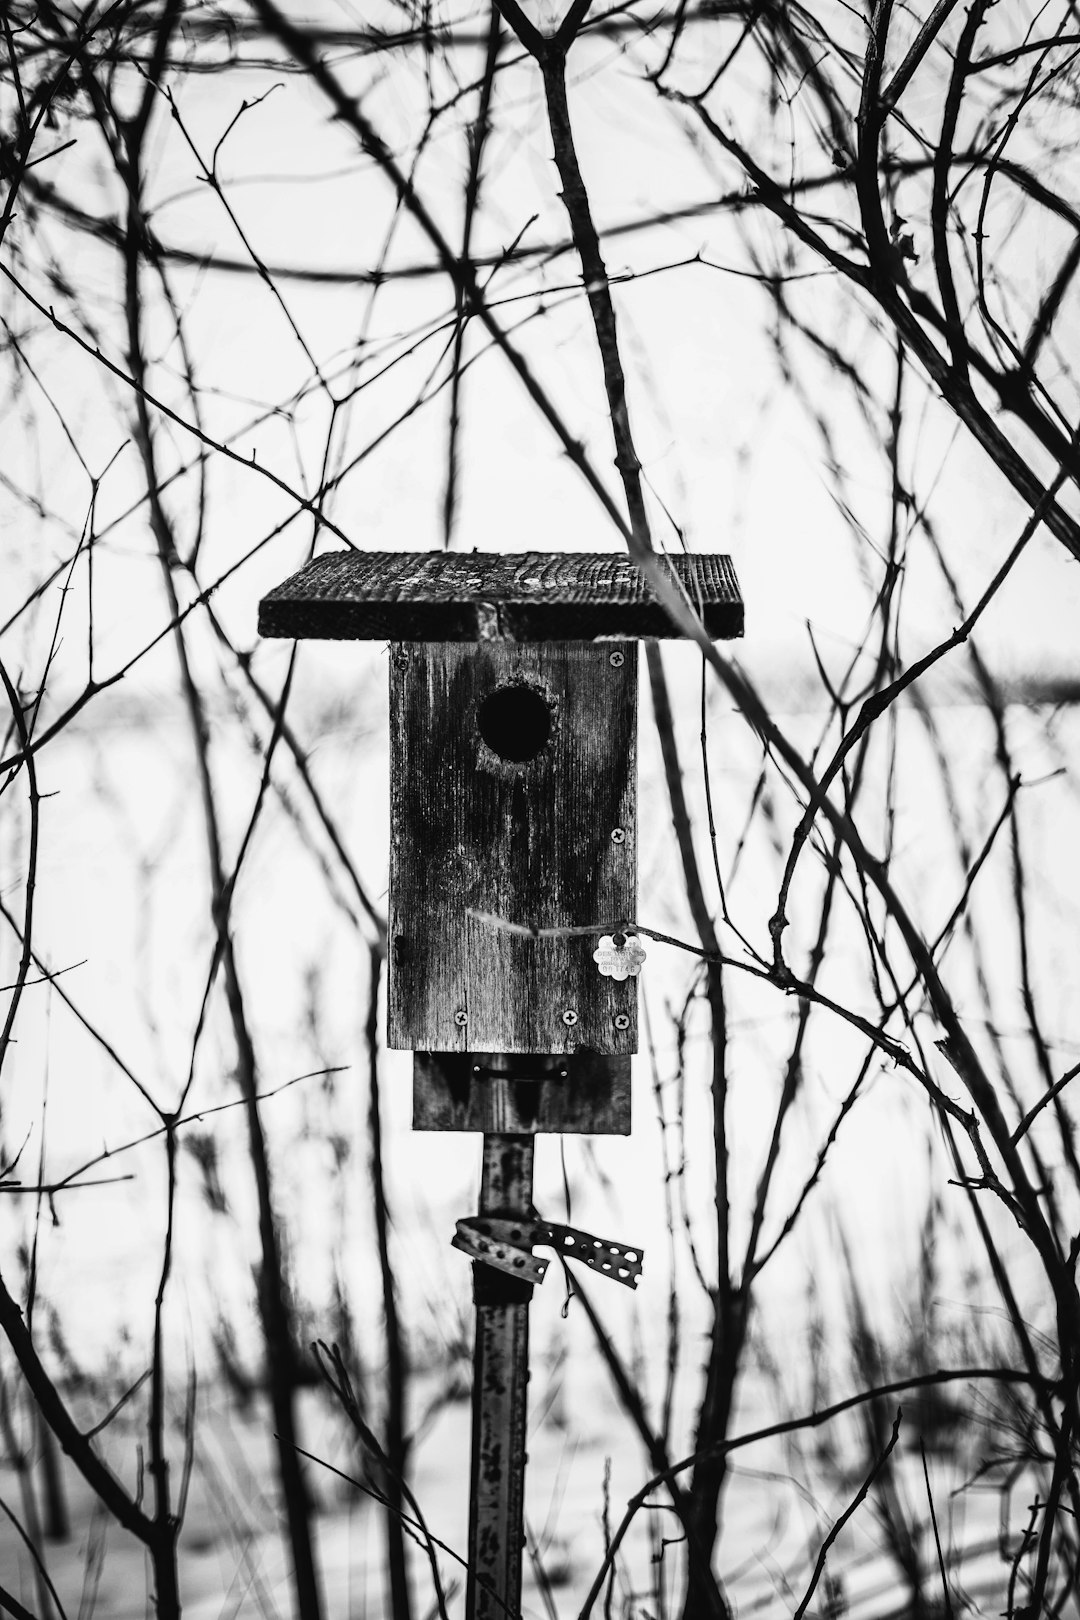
[388,641,637,1054]
[412,1052,631,1134]
[259,550,743,642]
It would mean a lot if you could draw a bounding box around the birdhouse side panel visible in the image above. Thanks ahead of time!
[388,641,637,1053]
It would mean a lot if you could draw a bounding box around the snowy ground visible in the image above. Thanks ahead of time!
[1,1352,1016,1620]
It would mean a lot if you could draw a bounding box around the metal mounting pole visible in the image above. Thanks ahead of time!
[467,1130,535,1620]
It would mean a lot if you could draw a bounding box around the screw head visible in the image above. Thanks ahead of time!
[611,827,626,844]
[613,1013,631,1031]
[562,1009,579,1027]
[454,1009,469,1028]
[608,650,625,668]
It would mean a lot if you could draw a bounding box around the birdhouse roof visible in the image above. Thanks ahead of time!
[258,550,743,641]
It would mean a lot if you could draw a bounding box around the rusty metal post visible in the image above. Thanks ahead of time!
[467,1131,535,1620]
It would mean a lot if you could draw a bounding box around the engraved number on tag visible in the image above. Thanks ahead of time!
[593,932,646,980]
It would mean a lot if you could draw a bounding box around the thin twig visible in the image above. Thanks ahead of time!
[793,1408,904,1620]
[920,1441,954,1619]
[0,659,40,1078]
[1011,1061,1080,1146]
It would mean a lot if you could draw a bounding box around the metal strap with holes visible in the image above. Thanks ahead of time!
[532,1221,643,1288]
[452,1218,549,1286]
[452,1217,642,1290]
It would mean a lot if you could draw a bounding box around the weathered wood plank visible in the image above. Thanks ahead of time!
[259,550,743,642]
[388,641,637,1054]
[412,1052,631,1134]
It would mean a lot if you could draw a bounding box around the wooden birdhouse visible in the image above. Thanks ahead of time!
[259,551,742,1135]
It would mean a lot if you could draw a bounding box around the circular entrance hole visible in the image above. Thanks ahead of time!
[478,684,552,763]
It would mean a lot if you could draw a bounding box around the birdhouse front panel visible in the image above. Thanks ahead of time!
[388,640,637,1055]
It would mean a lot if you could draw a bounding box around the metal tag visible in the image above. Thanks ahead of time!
[592,932,646,980]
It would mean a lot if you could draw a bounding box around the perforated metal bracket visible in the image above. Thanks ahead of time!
[537,1221,644,1287]
[452,1218,550,1286]
[452,1217,643,1290]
